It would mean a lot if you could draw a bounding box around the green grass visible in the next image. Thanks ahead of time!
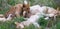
[0,0,60,29]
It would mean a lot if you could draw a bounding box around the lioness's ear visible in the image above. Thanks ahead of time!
[57,7,59,11]
[45,7,48,14]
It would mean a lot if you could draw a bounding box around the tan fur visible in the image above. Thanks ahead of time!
[0,14,4,18]
[14,4,23,18]
[4,6,16,18]
[45,7,60,16]
[56,7,60,15]
[5,4,23,18]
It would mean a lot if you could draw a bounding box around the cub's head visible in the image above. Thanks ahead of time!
[23,0,30,18]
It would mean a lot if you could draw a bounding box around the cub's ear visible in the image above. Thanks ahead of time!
[57,7,60,11]
[24,0,28,5]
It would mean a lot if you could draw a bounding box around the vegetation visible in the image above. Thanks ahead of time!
[0,0,60,29]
